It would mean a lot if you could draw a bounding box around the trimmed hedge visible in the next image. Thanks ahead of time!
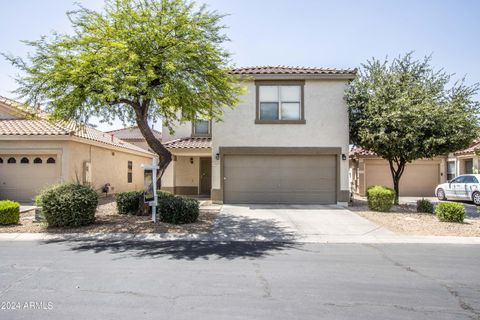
[116,191,144,215]
[0,200,20,225]
[36,183,98,227]
[157,195,199,224]
[157,190,175,200]
[367,185,395,212]
[417,198,434,214]
[435,202,464,223]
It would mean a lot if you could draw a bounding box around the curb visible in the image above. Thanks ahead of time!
[1,233,480,244]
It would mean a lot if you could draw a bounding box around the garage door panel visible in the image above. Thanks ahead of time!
[366,162,440,197]
[0,156,60,202]
[224,155,336,204]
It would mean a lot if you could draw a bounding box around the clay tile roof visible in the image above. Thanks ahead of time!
[0,96,23,108]
[163,137,212,149]
[454,139,480,156]
[0,95,48,118]
[0,119,70,135]
[0,119,152,154]
[350,145,376,157]
[231,65,357,76]
[0,96,153,155]
[107,126,161,140]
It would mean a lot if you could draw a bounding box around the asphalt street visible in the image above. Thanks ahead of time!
[0,240,479,320]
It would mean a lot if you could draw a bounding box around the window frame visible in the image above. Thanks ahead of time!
[255,80,306,124]
[447,160,456,181]
[451,176,466,183]
[192,119,212,137]
[127,160,133,183]
[464,176,479,184]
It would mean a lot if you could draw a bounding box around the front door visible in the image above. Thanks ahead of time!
[199,157,212,195]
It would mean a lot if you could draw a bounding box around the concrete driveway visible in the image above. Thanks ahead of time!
[213,204,394,242]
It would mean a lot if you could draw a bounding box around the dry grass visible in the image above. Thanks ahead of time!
[350,200,480,237]
[0,197,219,234]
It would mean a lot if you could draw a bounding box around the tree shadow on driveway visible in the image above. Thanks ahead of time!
[42,213,299,260]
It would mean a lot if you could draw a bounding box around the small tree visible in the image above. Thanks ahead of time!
[347,53,479,204]
[3,0,242,177]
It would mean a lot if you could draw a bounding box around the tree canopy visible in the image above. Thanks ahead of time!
[346,53,479,203]
[3,0,243,173]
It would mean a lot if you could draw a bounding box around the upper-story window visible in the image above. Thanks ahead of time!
[256,81,305,124]
[192,120,211,137]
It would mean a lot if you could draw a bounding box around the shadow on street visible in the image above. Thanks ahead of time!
[42,213,298,260]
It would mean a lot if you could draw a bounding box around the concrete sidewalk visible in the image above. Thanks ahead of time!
[1,232,480,244]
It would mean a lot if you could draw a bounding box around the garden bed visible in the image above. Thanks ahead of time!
[0,197,219,234]
[349,199,480,237]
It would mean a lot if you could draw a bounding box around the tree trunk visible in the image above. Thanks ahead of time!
[135,115,172,181]
[388,159,406,205]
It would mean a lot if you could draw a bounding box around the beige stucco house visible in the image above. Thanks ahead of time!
[160,66,356,205]
[349,146,448,197]
[0,96,154,202]
[446,139,480,179]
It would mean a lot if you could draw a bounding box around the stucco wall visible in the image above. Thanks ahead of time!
[125,140,152,152]
[211,79,350,194]
[161,119,192,142]
[67,141,152,193]
[175,156,199,187]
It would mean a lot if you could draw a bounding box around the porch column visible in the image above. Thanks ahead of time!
[160,157,175,193]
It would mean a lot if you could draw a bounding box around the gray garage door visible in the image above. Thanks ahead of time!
[224,155,336,204]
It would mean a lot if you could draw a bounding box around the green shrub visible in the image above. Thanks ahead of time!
[157,195,199,224]
[435,202,464,223]
[157,190,175,201]
[36,183,98,227]
[417,198,434,214]
[0,200,20,225]
[116,191,144,214]
[367,185,395,212]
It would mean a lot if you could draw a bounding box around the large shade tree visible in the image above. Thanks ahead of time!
[346,53,479,204]
[3,0,242,176]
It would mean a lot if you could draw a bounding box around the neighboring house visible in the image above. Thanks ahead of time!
[160,66,356,204]
[447,139,480,179]
[349,146,447,197]
[0,96,154,202]
[107,126,162,152]
[436,139,480,180]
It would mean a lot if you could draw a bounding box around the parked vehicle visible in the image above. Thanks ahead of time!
[435,174,480,205]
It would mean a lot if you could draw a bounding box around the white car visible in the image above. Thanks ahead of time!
[435,174,480,205]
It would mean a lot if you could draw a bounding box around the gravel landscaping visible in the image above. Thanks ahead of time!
[0,197,219,234]
[350,199,480,237]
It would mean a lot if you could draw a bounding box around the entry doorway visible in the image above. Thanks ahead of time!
[199,157,212,195]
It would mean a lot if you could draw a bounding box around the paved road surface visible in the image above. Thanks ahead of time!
[0,240,479,320]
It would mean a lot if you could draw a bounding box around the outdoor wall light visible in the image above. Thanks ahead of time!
[341,154,347,161]
[190,157,194,164]
[215,153,220,160]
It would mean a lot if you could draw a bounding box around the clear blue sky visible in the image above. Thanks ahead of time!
[1,0,479,131]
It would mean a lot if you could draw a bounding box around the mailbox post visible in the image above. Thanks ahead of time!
[142,158,159,223]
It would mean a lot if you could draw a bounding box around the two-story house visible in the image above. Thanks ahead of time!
[160,66,356,205]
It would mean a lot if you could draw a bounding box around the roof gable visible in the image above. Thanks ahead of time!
[107,126,161,140]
